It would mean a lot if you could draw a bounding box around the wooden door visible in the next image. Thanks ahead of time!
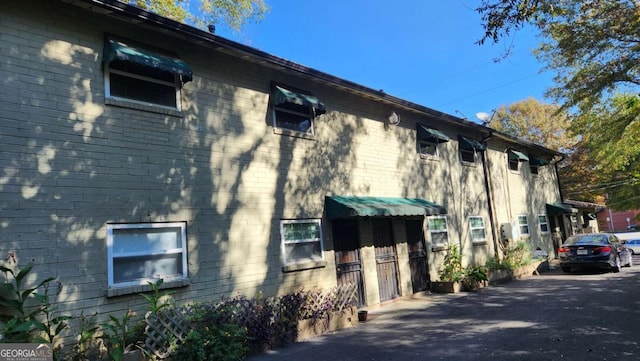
[373,219,400,302]
[406,219,429,293]
[333,219,365,306]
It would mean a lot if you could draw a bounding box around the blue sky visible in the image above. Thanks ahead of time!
[217,0,554,124]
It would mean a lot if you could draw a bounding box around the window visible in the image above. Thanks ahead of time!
[428,216,449,246]
[530,164,539,175]
[280,219,325,268]
[529,156,548,175]
[103,37,192,110]
[459,136,486,164]
[107,222,188,288]
[271,85,326,136]
[469,216,486,244]
[417,125,449,159]
[538,214,549,233]
[517,215,530,236]
[508,149,529,172]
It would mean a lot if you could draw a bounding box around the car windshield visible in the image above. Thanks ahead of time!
[564,234,608,246]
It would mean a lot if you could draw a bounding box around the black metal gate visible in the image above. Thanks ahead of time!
[406,219,429,293]
[373,219,400,302]
[333,219,365,306]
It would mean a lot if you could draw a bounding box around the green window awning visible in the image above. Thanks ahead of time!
[273,85,326,115]
[459,135,486,151]
[529,156,549,166]
[104,38,193,82]
[508,149,529,162]
[325,196,447,219]
[546,203,578,215]
[417,125,450,143]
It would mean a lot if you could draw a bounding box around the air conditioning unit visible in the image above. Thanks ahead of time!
[500,222,519,241]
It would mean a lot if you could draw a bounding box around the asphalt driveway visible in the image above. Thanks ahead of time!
[248,266,640,361]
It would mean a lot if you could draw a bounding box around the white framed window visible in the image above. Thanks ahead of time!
[469,216,486,244]
[107,222,188,288]
[280,219,324,267]
[271,85,326,137]
[428,216,449,246]
[517,215,530,236]
[103,37,192,111]
[538,214,550,234]
[417,125,449,159]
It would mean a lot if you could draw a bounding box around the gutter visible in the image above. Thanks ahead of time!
[65,0,490,134]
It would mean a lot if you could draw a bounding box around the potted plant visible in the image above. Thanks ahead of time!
[431,244,464,293]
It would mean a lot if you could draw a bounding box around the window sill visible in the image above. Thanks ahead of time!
[273,127,315,140]
[282,260,327,273]
[472,241,488,246]
[419,154,439,161]
[106,97,183,117]
[107,278,190,298]
[431,245,448,252]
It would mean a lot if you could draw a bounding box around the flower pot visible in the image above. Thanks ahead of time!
[358,310,368,322]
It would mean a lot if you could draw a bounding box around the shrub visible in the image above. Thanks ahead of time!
[174,324,247,361]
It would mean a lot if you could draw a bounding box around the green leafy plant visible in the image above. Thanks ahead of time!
[101,310,139,361]
[33,281,71,360]
[141,279,174,314]
[502,241,534,270]
[462,264,488,291]
[72,311,101,361]
[0,254,56,342]
[439,244,464,282]
[174,324,247,361]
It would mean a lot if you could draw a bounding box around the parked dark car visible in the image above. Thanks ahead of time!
[558,233,626,273]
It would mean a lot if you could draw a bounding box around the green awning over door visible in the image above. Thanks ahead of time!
[104,38,193,82]
[325,196,447,219]
[272,85,326,115]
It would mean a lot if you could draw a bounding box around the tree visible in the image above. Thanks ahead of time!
[123,0,269,31]
[477,1,640,115]
[477,1,640,208]
[568,93,640,208]
[490,98,601,202]
[491,97,575,152]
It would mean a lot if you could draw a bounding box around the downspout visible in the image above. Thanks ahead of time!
[481,131,499,258]
[553,153,567,202]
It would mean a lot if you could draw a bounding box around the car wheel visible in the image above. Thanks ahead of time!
[561,266,571,273]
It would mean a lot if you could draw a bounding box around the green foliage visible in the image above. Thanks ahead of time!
[0,254,58,343]
[122,0,269,31]
[100,310,140,361]
[462,264,489,291]
[174,325,247,361]
[72,312,101,361]
[502,241,534,270]
[140,279,174,314]
[477,1,640,208]
[439,244,464,282]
